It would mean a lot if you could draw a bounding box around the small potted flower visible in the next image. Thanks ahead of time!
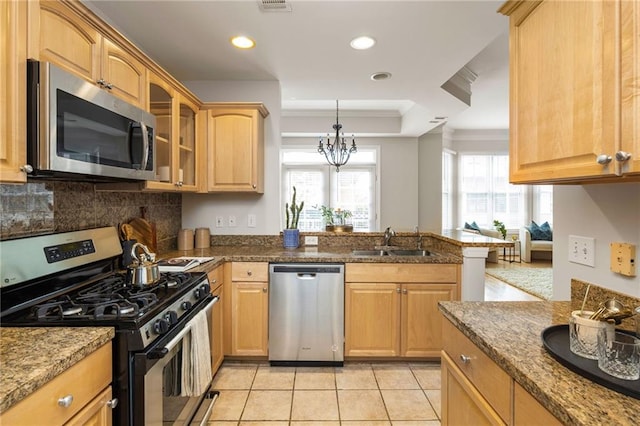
[283,186,304,248]
[317,205,353,232]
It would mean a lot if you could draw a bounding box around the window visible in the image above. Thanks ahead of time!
[459,154,525,229]
[455,153,553,230]
[442,150,455,230]
[282,148,377,231]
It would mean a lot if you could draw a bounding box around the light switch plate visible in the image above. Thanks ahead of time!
[568,235,595,267]
[610,242,636,277]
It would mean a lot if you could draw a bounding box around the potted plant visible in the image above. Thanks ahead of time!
[283,186,304,248]
[316,205,353,232]
[493,220,507,240]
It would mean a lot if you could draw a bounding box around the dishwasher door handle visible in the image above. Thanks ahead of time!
[297,273,317,279]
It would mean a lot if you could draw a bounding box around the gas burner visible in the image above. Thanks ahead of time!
[63,306,84,316]
[158,272,191,289]
[32,296,86,320]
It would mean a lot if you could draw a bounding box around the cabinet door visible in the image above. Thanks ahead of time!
[147,73,177,190]
[35,1,101,84]
[101,37,146,108]
[345,283,399,357]
[177,97,199,190]
[0,0,27,183]
[65,386,113,426]
[207,108,264,193]
[401,284,457,358]
[210,283,224,374]
[620,0,640,176]
[231,281,268,356]
[441,352,506,426]
[513,382,562,426]
[507,0,618,183]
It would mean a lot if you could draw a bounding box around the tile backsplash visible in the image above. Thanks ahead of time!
[0,181,182,252]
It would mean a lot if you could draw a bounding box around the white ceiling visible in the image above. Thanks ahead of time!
[83,0,509,137]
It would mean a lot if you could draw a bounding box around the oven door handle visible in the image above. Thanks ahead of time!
[153,296,219,359]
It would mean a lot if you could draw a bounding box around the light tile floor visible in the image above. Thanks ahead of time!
[208,362,442,426]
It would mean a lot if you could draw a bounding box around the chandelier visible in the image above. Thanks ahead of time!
[317,100,357,172]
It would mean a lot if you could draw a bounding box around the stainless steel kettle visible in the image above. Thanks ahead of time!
[126,242,160,287]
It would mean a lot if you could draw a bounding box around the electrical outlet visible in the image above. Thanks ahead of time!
[568,235,595,267]
[228,215,237,227]
[305,236,318,246]
[610,242,636,277]
[215,216,224,228]
[248,214,256,228]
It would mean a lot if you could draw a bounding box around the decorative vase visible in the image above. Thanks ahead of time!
[283,229,300,248]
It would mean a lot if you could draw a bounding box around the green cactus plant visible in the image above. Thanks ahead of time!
[285,186,304,229]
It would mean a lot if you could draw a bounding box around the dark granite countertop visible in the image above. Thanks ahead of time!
[0,327,115,413]
[439,301,640,426]
[159,245,463,267]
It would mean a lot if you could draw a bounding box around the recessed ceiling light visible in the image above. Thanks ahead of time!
[350,36,376,50]
[231,36,256,49]
[370,72,392,81]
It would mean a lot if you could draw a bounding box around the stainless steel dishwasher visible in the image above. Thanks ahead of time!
[269,263,344,366]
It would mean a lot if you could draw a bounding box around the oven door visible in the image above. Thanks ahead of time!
[133,295,219,426]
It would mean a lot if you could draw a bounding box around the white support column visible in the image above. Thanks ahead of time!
[461,246,490,301]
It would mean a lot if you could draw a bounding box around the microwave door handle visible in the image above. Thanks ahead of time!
[139,121,149,171]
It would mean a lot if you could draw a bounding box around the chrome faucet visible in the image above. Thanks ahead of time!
[415,226,423,249]
[383,227,396,246]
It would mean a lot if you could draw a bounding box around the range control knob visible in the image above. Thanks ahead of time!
[153,318,170,335]
[194,288,202,300]
[164,311,178,325]
[201,283,211,294]
[181,301,192,311]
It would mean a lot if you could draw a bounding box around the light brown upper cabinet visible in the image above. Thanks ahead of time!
[1,0,28,183]
[144,72,202,192]
[500,0,639,183]
[203,104,269,193]
[30,1,147,108]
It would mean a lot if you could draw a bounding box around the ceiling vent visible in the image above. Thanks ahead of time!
[258,0,292,12]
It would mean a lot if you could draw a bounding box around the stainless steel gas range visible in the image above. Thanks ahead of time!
[0,227,218,425]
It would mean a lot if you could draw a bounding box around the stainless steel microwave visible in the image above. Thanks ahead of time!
[26,60,156,181]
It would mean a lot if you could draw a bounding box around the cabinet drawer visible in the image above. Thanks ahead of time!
[231,262,268,282]
[442,320,511,424]
[1,342,112,425]
[346,263,458,283]
[208,265,224,291]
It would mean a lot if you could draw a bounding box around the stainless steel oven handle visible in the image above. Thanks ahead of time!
[162,296,219,354]
[139,121,149,171]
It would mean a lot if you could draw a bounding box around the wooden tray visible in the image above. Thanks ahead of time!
[541,325,640,399]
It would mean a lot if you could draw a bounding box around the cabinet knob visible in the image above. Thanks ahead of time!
[58,394,74,408]
[252,184,257,189]
[20,164,33,173]
[402,288,407,294]
[396,288,400,293]
[262,287,267,292]
[105,82,113,90]
[615,151,632,162]
[211,279,217,284]
[106,398,119,409]
[596,154,612,165]
[247,270,253,276]
[97,78,106,87]
[459,354,471,364]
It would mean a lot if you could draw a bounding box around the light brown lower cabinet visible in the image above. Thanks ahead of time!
[0,342,113,426]
[208,265,224,374]
[441,318,561,426]
[345,263,460,358]
[229,262,269,356]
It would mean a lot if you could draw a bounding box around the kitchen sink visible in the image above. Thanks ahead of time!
[389,249,433,256]
[351,249,389,256]
[351,249,436,257]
